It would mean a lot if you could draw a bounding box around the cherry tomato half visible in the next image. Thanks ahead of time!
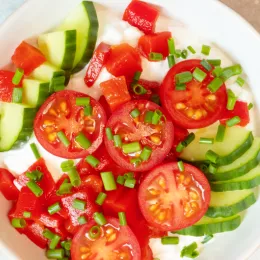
[138,162,211,231]
[34,90,107,159]
[160,60,227,129]
[104,100,174,172]
[71,217,141,260]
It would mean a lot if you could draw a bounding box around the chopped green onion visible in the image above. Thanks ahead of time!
[205,150,219,164]
[130,108,140,118]
[176,84,186,91]
[124,172,134,179]
[118,212,127,226]
[89,225,101,239]
[236,76,245,87]
[46,249,65,259]
[11,218,26,228]
[144,111,154,123]
[27,181,43,197]
[30,143,41,159]
[207,78,223,93]
[57,131,70,147]
[95,192,107,206]
[43,229,55,240]
[221,64,242,81]
[212,67,223,77]
[75,132,91,149]
[177,161,184,172]
[161,236,179,245]
[23,211,31,218]
[106,127,113,140]
[48,202,61,215]
[133,71,142,82]
[227,89,237,110]
[201,45,211,55]
[152,109,162,125]
[180,242,198,258]
[187,46,196,54]
[150,94,160,105]
[84,105,93,116]
[226,116,241,127]
[248,103,254,110]
[140,146,152,161]
[193,67,207,82]
[72,199,86,210]
[175,71,193,84]
[12,87,23,103]
[199,138,214,144]
[149,52,163,61]
[175,49,182,58]
[122,141,141,154]
[200,59,212,71]
[78,216,87,225]
[61,240,71,251]
[167,55,175,68]
[216,124,226,142]
[49,235,61,250]
[68,167,81,187]
[182,133,195,147]
[25,170,43,182]
[76,97,90,106]
[132,83,147,95]
[12,68,24,85]
[200,163,209,174]
[130,158,142,167]
[60,160,74,172]
[168,38,175,55]
[117,175,125,185]
[207,59,221,66]
[93,212,107,226]
[181,49,188,59]
[57,181,73,196]
[85,155,100,168]
[176,142,185,153]
[101,171,117,191]
[208,164,217,174]
[124,178,136,188]
[202,234,214,244]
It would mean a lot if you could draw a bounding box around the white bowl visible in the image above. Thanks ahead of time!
[1,0,260,259]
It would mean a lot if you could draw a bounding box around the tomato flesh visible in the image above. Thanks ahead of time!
[104,100,174,172]
[138,162,211,231]
[0,168,19,200]
[71,217,141,260]
[34,90,106,159]
[160,59,227,129]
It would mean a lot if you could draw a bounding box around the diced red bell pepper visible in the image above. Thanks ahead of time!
[11,41,46,75]
[84,42,111,87]
[220,101,250,127]
[78,175,103,195]
[0,168,19,200]
[105,43,142,81]
[14,158,55,205]
[138,31,172,60]
[37,212,64,229]
[100,76,131,111]
[123,0,159,34]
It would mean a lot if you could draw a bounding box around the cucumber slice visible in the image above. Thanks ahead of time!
[175,215,241,236]
[206,190,256,218]
[58,1,99,73]
[180,126,253,166]
[38,30,77,70]
[211,164,260,191]
[23,79,50,107]
[0,103,36,151]
[207,138,260,181]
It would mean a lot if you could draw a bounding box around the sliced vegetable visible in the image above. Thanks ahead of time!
[0,70,17,102]
[0,168,19,200]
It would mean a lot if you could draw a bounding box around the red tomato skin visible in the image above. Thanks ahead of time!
[138,32,172,60]
[105,43,142,80]
[138,162,211,231]
[34,90,107,159]
[77,175,103,195]
[11,41,46,75]
[220,100,249,127]
[0,70,18,102]
[98,95,112,118]
[0,168,19,200]
[84,42,111,87]
[160,59,228,129]
[123,0,159,34]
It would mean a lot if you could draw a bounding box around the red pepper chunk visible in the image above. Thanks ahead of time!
[84,42,111,87]
[100,76,131,111]
[123,0,159,34]
[0,70,19,102]
[138,31,172,61]
[11,41,46,75]
[0,168,19,200]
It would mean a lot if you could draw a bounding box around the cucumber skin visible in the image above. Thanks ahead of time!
[62,30,77,70]
[206,193,256,218]
[36,82,50,107]
[72,1,99,73]
[175,215,241,236]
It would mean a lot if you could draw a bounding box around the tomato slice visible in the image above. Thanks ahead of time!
[71,217,141,260]
[34,90,107,159]
[0,168,19,200]
[104,100,174,172]
[160,59,227,129]
[138,162,211,231]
